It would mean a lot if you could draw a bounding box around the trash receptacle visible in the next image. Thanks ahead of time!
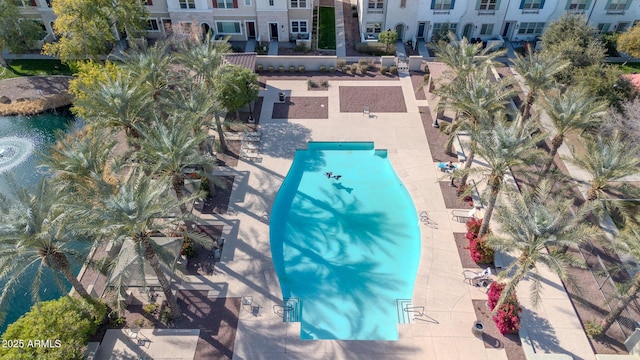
[279,92,285,102]
[472,321,484,337]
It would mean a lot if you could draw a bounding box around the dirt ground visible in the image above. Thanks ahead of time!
[339,86,407,113]
[273,97,329,119]
[473,300,527,360]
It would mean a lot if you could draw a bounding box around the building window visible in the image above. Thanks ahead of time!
[432,23,457,41]
[432,0,453,10]
[16,0,38,6]
[162,19,172,35]
[147,19,160,31]
[291,20,308,33]
[608,0,629,10]
[597,23,610,33]
[366,23,382,34]
[269,0,274,5]
[618,22,630,32]
[179,0,196,8]
[245,0,250,4]
[291,0,306,7]
[216,21,242,34]
[517,22,545,34]
[400,0,406,7]
[480,23,493,35]
[567,0,588,9]
[478,0,497,10]
[217,0,234,8]
[368,0,384,9]
[520,0,543,9]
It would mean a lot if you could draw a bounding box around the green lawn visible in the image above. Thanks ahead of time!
[618,62,640,74]
[0,59,73,81]
[318,6,336,50]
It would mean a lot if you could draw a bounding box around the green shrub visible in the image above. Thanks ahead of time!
[143,303,159,314]
[337,59,346,68]
[353,11,358,17]
[329,66,335,73]
[351,4,356,9]
[320,65,326,73]
[1,297,107,360]
[380,65,388,75]
[342,65,349,72]
[350,63,357,74]
[321,80,329,88]
[390,65,398,75]
[181,237,196,258]
[358,58,368,66]
[424,64,430,74]
[584,319,603,338]
[290,66,296,73]
[299,65,305,73]
[257,64,264,72]
[360,64,368,74]
[308,80,318,88]
[294,43,309,53]
[279,66,285,73]
[356,42,396,56]
[424,73,430,82]
[268,65,275,73]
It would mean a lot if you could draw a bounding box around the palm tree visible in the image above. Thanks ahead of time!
[430,33,505,83]
[0,178,92,314]
[538,86,608,177]
[436,72,515,186]
[133,114,215,214]
[486,180,600,309]
[510,47,569,123]
[74,70,153,142]
[69,170,198,320]
[175,36,232,152]
[597,225,640,336]
[568,131,640,223]
[121,42,173,101]
[467,119,547,237]
[40,128,119,198]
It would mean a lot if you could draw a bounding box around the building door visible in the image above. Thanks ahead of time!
[417,22,426,39]
[269,23,278,40]
[502,22,515,39]
[462,23,473,40]
[395,24,404,43]
[247,21,256,39]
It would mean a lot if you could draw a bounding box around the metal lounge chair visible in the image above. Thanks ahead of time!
[462,268,492,287]
[451,208,476,222]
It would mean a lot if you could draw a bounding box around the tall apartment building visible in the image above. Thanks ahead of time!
[357,0,640,44]
[14,0,313,45]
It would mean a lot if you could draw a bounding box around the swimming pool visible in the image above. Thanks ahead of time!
[270,142,421,340]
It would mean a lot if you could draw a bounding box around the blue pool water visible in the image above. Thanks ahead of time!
[270,142,421,340]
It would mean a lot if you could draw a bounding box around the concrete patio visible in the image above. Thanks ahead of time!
[94,329,200,360]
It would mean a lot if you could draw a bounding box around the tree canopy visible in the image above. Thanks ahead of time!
[378,30,397,55]
[213,64,259,115]
[42,0,148,63]
[617,24,640,58]
[0,296,106,360]
[0,0,45,66]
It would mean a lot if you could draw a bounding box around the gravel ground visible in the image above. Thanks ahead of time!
[455,232,482,269]
[473,300,526,360]
[339,86,407,113]
[411,71,428,100]
[272,97,329,119]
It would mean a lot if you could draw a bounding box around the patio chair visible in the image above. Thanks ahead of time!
[126,326,147,346]
[462,268,492,287]
[451,208,476,222]
[241,296,253,313]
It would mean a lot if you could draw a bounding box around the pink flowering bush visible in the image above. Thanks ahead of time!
[469,235,494,264]
[487,282,521,335]
[465,218,483,235]
[493,302,521,335]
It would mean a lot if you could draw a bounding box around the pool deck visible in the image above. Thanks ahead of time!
[191,73,596,359]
